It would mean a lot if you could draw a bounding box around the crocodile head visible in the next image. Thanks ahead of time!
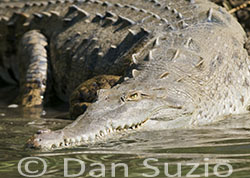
[27,78,192,150]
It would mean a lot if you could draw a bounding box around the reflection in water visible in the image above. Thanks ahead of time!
[0,87,250,178]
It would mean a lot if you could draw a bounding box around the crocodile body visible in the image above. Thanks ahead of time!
[0,0,249,150]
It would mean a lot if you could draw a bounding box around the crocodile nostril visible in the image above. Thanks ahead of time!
[37,130,43,134]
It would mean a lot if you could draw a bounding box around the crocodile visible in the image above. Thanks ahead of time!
[0,0,249,150]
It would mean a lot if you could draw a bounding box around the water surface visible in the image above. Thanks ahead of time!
[0,86,250,178]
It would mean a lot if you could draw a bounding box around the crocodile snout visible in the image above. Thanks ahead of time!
[27,129,65,150]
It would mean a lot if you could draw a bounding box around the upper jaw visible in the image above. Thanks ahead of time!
[26,109,150,150]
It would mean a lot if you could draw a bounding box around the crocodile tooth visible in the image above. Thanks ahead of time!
[51,144,57,149]
[103,129,108,135]
[99,130,105,137]
[81,135,88,142]
[65,138,70,143]
[123,124,130,130]
[132,69,140,78]
[70,138,76,143]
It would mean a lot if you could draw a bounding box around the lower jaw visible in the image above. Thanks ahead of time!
[36,118,150,150]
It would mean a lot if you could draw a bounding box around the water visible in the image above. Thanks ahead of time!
[0,86,250,178]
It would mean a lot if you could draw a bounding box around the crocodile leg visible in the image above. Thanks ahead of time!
[18,30,48,107]
[69,75,121,119]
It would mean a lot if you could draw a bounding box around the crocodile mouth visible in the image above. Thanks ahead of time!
[27,118,149,150]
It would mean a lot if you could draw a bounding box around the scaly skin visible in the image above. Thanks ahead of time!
[14,0,248,150]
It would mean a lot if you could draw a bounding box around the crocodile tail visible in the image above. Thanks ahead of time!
[18,30,48,107]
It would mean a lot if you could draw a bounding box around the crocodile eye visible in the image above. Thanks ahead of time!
[126,92,140,101]
[126,92,150,101]
[130,93,139,99]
